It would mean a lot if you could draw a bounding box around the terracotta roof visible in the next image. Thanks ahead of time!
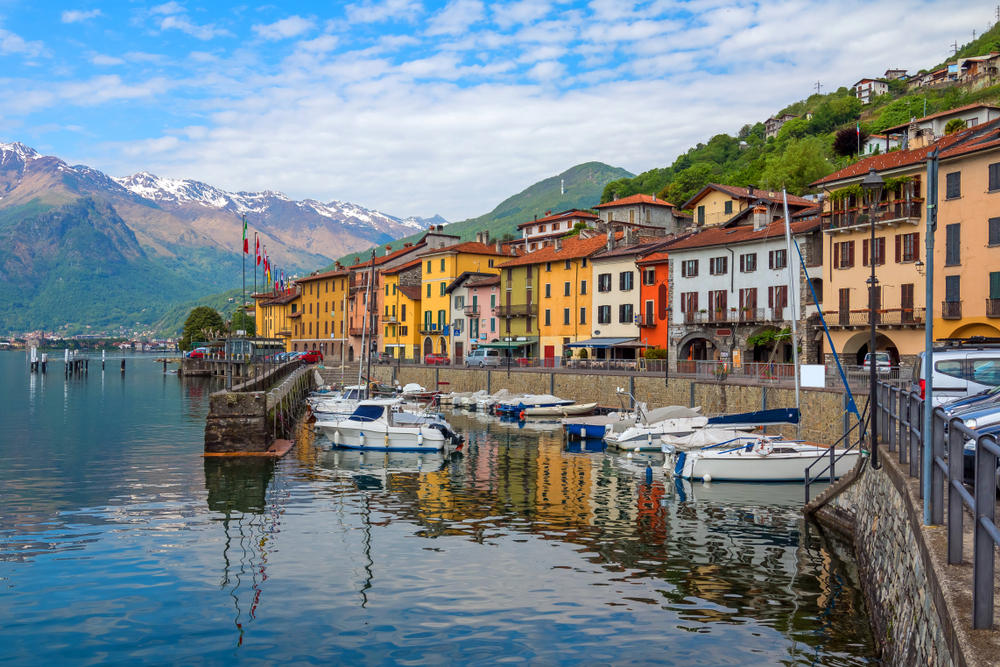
[397,285,422,300]
[418,241,513,257]
[681,183,814,210]
[445,271,498,294]
[380,256,424,275]
[665,218,821,253]
[809,121,999,187]
[347,241,426,269]
[591,237,664,260]
[593,193,675,209]
[497,233,615,268]
[258,290,300,306]
[516,209,599,230]
[636,250,671,265]
[295,268,348,283]
[939,123,1000,160]
[466,275,500,288]
[882,103,1000,134]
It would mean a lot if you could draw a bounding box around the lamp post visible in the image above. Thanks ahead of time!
[861,167,884,469]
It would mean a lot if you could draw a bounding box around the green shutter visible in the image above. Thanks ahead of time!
[990,272,1000,300]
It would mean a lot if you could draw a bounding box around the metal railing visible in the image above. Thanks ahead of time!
[827,307,926,327]
[878,382,1000,629]
[496,303,537,317]
[942,300,962,319]
[988,299,1000,318]
[825,200,923,230]
[463,305,480,316]
[804,399,867,503]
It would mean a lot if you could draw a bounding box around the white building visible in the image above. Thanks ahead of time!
[514,210,599,252]
[592,193,681,233]
[853,78,889,104]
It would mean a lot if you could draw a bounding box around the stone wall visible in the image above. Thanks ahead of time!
[371,365,854,445]
[812,454,954,665]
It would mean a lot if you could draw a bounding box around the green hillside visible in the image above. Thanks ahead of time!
[338,161,632,264]
[150,288,247,336]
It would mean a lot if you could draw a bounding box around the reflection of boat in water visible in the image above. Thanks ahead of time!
[317,447,447,484]
[315,399,461,451]
[666,436,862,482]
[564,438,607,453]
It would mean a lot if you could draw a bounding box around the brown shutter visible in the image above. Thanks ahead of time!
[833,242,840,268]
[895,234,901,263]
[914,233,920,262]
[862,239,869,267]
[848,241,855,267]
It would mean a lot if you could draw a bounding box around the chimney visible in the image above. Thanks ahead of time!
[495,240,501,253]
[403,242,412,248]
[385,244,392,251]
[752,205,768,230]
[607,228,616,252]
[747,185,754,199]
[652,193,656,201]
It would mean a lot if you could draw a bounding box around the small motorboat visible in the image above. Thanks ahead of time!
[495,394,575,416]
[316,399,462,452]
[523,402,597,417]
[665,436,862,482]
[604,405,709,451]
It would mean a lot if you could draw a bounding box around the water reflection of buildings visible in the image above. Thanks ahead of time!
[204,457,283,648]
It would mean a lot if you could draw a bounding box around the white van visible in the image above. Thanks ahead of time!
[465,348,502,367]
[912,341,1000,405]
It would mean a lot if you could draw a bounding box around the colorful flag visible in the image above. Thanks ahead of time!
[242,215,248,254]
[255,233,260,264]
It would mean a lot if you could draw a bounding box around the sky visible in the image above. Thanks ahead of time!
[0,1,996,221]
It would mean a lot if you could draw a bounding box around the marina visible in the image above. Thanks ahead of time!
[0,351,878,664]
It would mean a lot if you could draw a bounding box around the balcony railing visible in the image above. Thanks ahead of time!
[383,314,398,324]
[824,200,922,231]
[638,314,656,327]
[418,323,444,334]
[348,327,365,336]
[769,307,787,321]
[463,305,480,316]
[496,303,537,318]
[987,299,1000,318]
[942,301,962,320]
[827,307,926,327]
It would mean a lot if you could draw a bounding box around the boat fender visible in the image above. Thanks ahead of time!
[334,430,340,446]
[645,462,653,485]
[673,451,687,477]
[519,410,525,421]
[702,473,712,483]
[360,431,365,446]
[417,431,423,446]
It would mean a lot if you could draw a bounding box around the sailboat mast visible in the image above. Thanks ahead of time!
[782,190,801,436]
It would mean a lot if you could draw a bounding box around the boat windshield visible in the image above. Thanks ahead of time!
[351,404,384,422]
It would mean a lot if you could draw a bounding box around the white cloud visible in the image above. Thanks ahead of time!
[252,15,315,40]
[151,2,185,16]
[158,14,229,40]
[61,9,102,23]
[0,27,45,57]
[345,0,424,23]
[492,0,553,29]
[91,54,125,66]
[426,0,485,36]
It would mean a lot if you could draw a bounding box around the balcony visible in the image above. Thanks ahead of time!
[828,307,926,327]
[638,314,657,327]
[942,301,962,320]
[988,299,1000,318]
[348,327,365,336]
[824,200,922,233]
[419,323,442,335]
[383,314,398,324]
[463,305,480,317]
[496,303,537,318]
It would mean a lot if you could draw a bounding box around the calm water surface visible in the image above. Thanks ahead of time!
[0,352,877,664]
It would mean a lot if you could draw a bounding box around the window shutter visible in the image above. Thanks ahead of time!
[768,286,774,307]
[833,243,839,268]
[991,272,1000,300]
[914,233,920,262]
[862,239,869,266]
[848,241,854,267]
[895,235,901,263]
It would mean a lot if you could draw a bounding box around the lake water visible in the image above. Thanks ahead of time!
[0,351,877,664]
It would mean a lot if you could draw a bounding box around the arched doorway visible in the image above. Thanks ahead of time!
[842,331,899,366]
[423,337,433,357]
[746,326,792,363]
[347,345,354,361]
[678,335,714,373]
[438,337,447,354]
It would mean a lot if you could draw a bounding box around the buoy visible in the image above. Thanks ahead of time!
[580,426,586,438]
[359,431,366,446]
[647,432,652,448]
[334,430,340,446]
[702,473,712,483]
[519,410,525,421]
[627,451,633,460]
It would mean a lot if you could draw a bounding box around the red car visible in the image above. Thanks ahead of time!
[299,350,324,363]
[424,353,450,365]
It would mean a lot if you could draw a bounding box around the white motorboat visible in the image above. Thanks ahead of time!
[495,394,575,416]
[316,399,461,452]
[665,436,862,482]
[604,405,709,451]
[523,402,597,417]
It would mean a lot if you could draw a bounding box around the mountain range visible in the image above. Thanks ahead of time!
[0,142,441,334]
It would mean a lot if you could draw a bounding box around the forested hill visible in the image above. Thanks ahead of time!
[602,21,1000,210]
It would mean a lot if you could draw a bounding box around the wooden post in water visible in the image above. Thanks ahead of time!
[121,359,126,374]
[102,349,106,370]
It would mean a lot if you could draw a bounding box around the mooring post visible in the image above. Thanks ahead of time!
[102,349,106,370]
[121,359,126,374]
[163,358,167,373]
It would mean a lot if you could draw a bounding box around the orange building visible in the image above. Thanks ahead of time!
[635,249,670,350]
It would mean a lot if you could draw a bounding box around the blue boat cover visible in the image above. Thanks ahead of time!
[351,404,385,422]
[707,407,799,426]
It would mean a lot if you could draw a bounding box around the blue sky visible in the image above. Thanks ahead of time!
[0,1,995,220]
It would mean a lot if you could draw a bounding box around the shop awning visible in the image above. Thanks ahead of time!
[565,337,636,348]
[477,337,538,350]
[613,339,650,348]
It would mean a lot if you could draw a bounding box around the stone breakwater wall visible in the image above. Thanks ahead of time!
[370,365,853,445]
[204,365,313,453]
[811,453,958,666]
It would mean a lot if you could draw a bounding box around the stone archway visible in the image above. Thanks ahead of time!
[842,330,900,366]
[677,334,714,372]
[423,337,433,357]
[438,337,447,354]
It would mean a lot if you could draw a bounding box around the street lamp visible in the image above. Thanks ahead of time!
[861,167,884,469]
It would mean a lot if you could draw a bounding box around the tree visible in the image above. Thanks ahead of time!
[230,307,256,337]
[180,306,224,350]
[833,126,868,157]
[760,136,833,194]
[944,118,967,134]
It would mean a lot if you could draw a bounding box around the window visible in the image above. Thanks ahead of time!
[545,262,552,272]
[739,253,757,272]
[564,260,571,270]
[598,273,612,292]
[724,200,733,215]
[709,256,728,275]
[768,285,788,316]
[618,303,633,323]
[644,299,654,324]
[539,224,546,232]
[440,283,446,296]
[544,309,551,326]
[579,279,587,295]
[709,290,727,315]
[545,283,551,298]
[490,318,496,332]
[582,258,588,268]
[564,281,571,296]
[385,285,389,296]
[580,307,586,325]
[769,248,787,270]
[453,318,463,332]
[598,305,611,324]
[861,237,886,266]
[739,287,757,313]
[681,259,699,277]
[440,259,445,272]
[427,261,432,273]
[697,205,705,225]
[401,304,406,320]
[642,268,655,285]
[392,284,397,295]
[437,309,446,327]
[680,291,698,314]
[992,272,1000,300]
[989,162,1000,191]
[619,271,634,291]
[490,294,496,308]
[426,283,431,297]
[454,295,464,309]
[990,217,1000,246]
[489,259,494,267]
[563,308,570,325]
[945,224,961,265]
[945,171,961,199]
[833,241,855,269]
[895,232,919,262]
[945,275,961,302]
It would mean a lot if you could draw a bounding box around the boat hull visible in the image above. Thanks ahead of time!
[317,421,447,452]
[524,402,597,417]
[670,448,861,482]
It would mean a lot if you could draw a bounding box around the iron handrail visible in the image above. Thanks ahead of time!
[803,398,867,503]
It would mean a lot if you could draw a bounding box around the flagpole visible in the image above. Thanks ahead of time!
[241,214,247,313]
[254,232,258,303]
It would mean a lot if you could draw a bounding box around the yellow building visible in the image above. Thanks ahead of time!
[253,289,301,350]
[380,257,423,360]
[290,268,349,356]
[418,241,509,358]
[682,183,814,227]
[498,233,610,362]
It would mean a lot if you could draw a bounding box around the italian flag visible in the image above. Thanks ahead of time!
[242,215,248,254]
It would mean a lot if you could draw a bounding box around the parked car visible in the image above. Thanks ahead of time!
[298,350,324,363]
[376,352,394,364]
[862,352,892,373]
[911,342,1000,406]
[465,348,502,367]
[187,347,210,359]
[424,353,450,365]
